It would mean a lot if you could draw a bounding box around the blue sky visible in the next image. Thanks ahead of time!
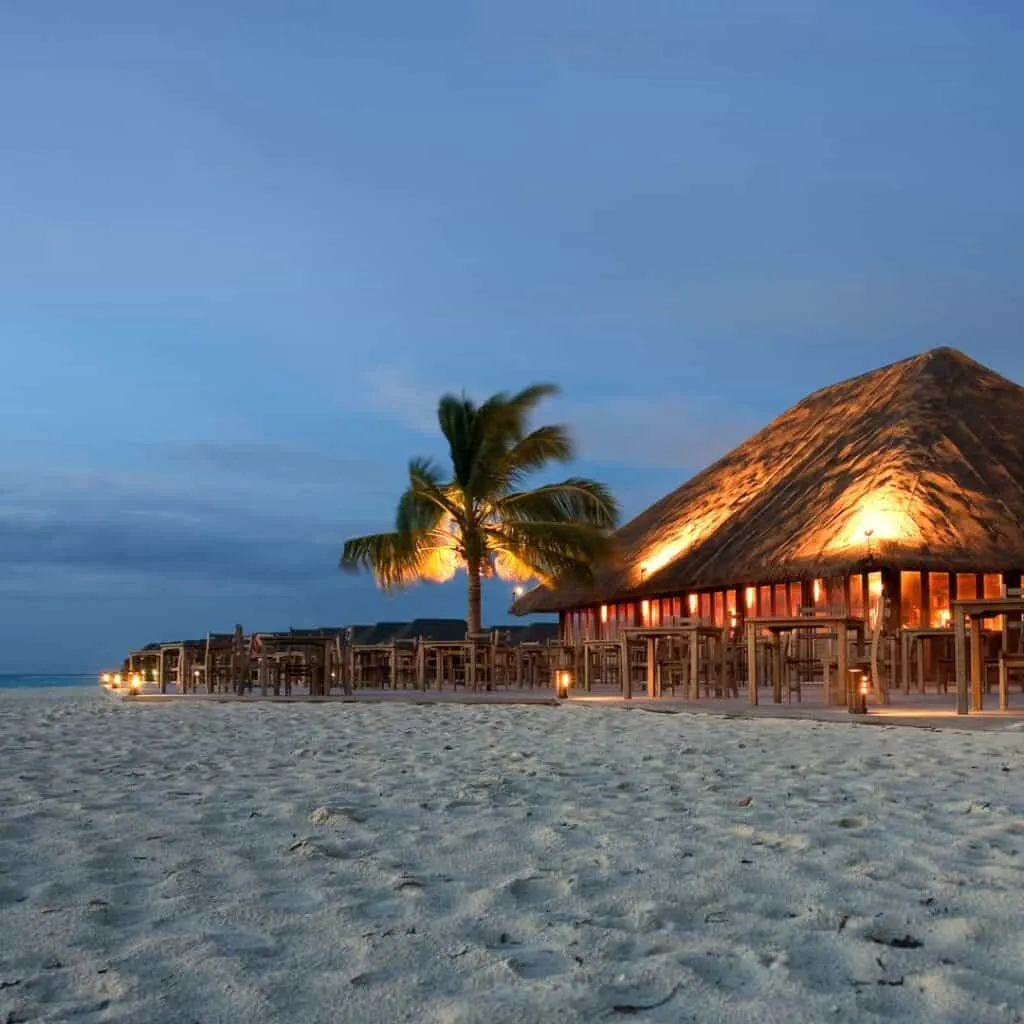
[2,1,1023,671]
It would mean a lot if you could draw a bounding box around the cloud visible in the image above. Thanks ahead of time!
[559,394,759,471]
[356,362,758,471]
[357,364,440,434]
[150,440,375,480]
[0,442,393,596]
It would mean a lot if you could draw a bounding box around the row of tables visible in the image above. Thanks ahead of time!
[350,639,564,690]
[581,595,1024,714]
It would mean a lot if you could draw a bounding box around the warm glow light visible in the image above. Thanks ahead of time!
[833,488,924,552]
[688,594,698,614]
[859,678,870,696]
[600,604,608,623]
[638,508,735,578]
[641,599,650,623]
[101,673,111,683]
[937,609,951,628]
[556,669,572,697]
[869,578,884,596]
[813,579,822,602]
[745,587,756,609]
[114,673,122,685]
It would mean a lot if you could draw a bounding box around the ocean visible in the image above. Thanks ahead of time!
[0,674,96,689]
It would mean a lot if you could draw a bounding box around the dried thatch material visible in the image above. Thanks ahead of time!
[515,347,1024,613]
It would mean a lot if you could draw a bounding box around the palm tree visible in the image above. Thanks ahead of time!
[340,384,619,634]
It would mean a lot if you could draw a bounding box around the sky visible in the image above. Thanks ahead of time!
[2,1,1023,672]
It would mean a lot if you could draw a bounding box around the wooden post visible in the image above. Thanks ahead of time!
[772,636,783,703]
[259,642,269,696]
[999,654,1008,711]
[835,621,849,706]
[901,630,911,694]
[970,614,983,712]
[688,629,699,700]
[179,646,188,694]
[954,606,968,714]
[622,638,631,700]
[746,621,758,705]
[646,636,657,698]
[921,630,929,696]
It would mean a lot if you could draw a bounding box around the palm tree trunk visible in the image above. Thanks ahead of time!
[467,563,483,635]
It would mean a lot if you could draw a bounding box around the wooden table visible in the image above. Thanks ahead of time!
[621,623,724,700]
[745,615,865,706]
[581,639,626,692]
[952,597,1024,713]
[900,628,954,694]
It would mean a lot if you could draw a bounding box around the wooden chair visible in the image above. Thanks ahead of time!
[656,636,688,696]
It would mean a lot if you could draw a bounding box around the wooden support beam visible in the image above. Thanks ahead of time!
[954,606,968,714]
[746,621,758,705]
[970,614,983,712]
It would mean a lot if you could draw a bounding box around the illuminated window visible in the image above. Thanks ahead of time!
[928,573,950,627]
[789,582,802,615]
[956,574,977,599]
[726,590,738,624]
[713,592,725,626]
[600,604,608,624]
[983,573,1003,630]
[812,579,823,606]
[700,593,711,622]
[868,572,884,629]
[774,584,788,616]
[687,593,698,615]
[901,572,923,628]
[745,586,756,610]
[759,585,771,615]
[849,575,864,619]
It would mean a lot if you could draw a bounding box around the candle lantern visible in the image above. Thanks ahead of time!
[848,670,869,714]
[555,668,573,699]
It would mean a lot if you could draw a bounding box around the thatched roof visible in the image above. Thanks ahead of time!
[514,347,1024,614]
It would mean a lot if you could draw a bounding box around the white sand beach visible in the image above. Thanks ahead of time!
[2,690,1024,1023]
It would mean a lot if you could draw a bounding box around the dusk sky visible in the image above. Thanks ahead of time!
[2,2,1023,672]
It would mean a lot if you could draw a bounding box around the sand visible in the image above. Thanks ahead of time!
[2,690,1024,1023]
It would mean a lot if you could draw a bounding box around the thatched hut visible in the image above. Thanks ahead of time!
[512,347,1024,641]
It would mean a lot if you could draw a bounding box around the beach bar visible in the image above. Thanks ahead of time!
[512,348,1024,713]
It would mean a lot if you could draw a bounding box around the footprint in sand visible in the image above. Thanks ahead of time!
[504,948,574,979]
[503,875,572,905]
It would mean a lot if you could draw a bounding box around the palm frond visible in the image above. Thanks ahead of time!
[485,519,615,586]
[437,393,479,488]
[486,426,575,492]
[496,478,619,528]
[466,386,564,498]
[341,526,465,589]
[396,457,459,533]
[502,383,561,440]
[340,531,424,589]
